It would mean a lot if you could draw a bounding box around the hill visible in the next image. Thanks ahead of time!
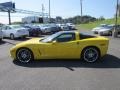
[76,18,120,30]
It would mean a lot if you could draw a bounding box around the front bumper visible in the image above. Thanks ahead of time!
[10,47,17,60]
[98,31,109,35]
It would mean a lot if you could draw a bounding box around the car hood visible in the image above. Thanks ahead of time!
[98,28,111,32]
[92,27,104,31]
[13,38,43,48]
[10,38,45,53]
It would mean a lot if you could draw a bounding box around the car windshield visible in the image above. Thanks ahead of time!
[95,25,107,29]
[103,26,113,29]
[40,32,61,43]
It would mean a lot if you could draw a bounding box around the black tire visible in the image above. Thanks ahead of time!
[16,48,34,63]
[21,36,26,39]
[10,34,15,40]
[0,38,2,41]
[81,47,100,63]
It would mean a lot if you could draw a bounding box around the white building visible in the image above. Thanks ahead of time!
[22,16,49,23]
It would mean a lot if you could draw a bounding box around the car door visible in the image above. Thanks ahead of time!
[42,32,80,59]
[54,33,80,58]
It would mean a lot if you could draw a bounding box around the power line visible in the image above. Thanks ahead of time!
[0,5,49,16]
[0,14,30,17]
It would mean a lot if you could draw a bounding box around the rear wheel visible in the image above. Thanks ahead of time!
[10,34,15,40]
[21,36,26,39]
[16,48,33,63]
[82,47,100,63]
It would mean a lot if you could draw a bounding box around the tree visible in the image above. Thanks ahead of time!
[47,15,97,24]
[98,16,105,21]
[56,16,62,23]
[49,18,56,23]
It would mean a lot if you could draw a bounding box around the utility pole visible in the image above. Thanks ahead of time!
[8,10,11,25]
[49,0,51,23]
[80,0,83,23]
[42,4,45,18]
[42,4,45,23]
[113,0,119,38]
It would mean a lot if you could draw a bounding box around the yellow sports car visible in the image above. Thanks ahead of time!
[10,31,109,63]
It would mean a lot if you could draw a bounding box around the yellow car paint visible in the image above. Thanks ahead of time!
[10,31,109,60]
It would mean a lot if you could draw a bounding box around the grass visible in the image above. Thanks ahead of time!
[76,17,120,30]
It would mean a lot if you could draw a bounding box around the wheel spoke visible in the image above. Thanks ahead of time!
[17,49,32,63]
[84,48,99,63]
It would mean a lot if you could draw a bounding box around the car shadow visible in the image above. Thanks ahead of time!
[0,40,6,45]
[13,54,120,70]
[14,37,31,41]
[3,37,31,41]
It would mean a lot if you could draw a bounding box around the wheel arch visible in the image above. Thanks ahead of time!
[10,33,15,39]
[16,47,34,60]
[81,46,101,57]
[10,33,14,36]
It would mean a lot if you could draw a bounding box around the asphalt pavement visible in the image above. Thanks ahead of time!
[0,32,120,90]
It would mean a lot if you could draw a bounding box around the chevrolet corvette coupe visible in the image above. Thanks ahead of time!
[10,31,109,63]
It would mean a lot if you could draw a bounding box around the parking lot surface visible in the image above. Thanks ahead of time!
[0,32,120,90]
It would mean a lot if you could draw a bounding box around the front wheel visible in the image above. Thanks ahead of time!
[82,47,100,63]
[16,48,33,63]
[10,34,15,40]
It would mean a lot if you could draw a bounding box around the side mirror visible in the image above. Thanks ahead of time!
[52,40,57,44]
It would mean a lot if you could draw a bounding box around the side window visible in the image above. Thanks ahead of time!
[2,26,7,30]
[6,26,11,30]
[56,33,75,42]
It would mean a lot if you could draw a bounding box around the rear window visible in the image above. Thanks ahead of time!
[79,33,95,40]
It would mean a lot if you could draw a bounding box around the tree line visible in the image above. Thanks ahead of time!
[50,15,105,24]
[10,15,105,24]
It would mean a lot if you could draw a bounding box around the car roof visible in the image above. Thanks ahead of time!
[59,31,78,34]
